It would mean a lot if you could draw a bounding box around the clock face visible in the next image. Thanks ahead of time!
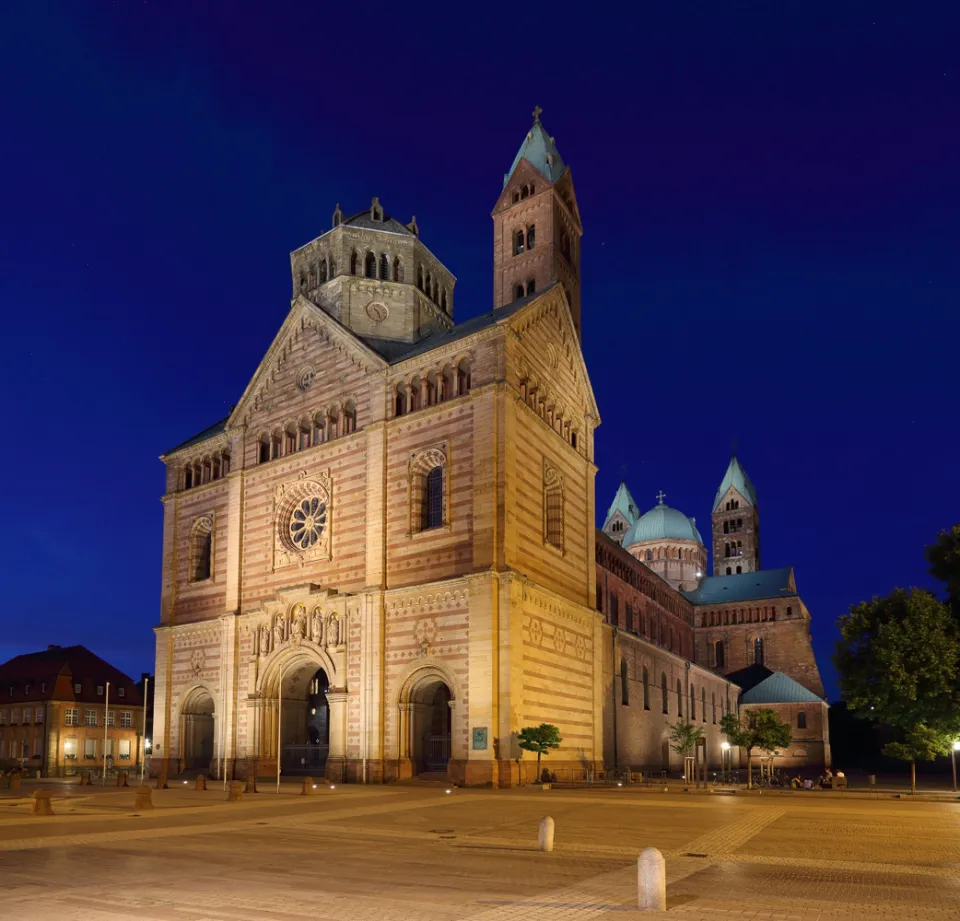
[365,301,389,322]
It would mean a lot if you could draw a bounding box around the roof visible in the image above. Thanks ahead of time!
[740,670,824,705]
[713,455,758,512]
[602,481,642,530]
[504,112,567,188]
[163,416,228,456]
[0,645,143,706]
[681,567,796,606]
[340,206,413,237]
[623,497,704,546]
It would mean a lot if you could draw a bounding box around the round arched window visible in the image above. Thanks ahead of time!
[289,497,327,549]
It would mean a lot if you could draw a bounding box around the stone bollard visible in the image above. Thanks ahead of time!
[301,777,315,795]
[227,780,244,802]
[10,774,21,791]
[195,775,207,791]
[538,816,555,853]
[134,785,154,810]
[637,847,666,911]
[246,775,258,794]
[868,774,876,785]
[116,771,129,788]
[32,789,54,816]
[80,771,92,786]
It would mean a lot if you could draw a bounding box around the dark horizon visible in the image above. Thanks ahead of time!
[1,2,957,700]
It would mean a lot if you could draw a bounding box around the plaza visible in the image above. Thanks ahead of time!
[1,779,957,920]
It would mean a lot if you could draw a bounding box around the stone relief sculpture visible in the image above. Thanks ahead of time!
[292,604,306,638]
[311,608,323,644]
[259,624,270,656]
[274,616,285,647]
[328,613,340,647]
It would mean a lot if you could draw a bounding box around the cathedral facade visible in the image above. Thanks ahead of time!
[153,112,828,786]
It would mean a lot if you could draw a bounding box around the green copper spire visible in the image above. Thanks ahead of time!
[712,455,758,512]
[602,481,641,530]
[503,107,567,188]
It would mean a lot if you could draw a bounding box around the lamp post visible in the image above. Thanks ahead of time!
[952,740,959,794]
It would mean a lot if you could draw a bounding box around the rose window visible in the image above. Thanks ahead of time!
[289,497,327,550]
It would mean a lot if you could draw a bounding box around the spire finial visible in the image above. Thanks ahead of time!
[730,436,739,456]
[656,490,666,505]
[532,105,543,122]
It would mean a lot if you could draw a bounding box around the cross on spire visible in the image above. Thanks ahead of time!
[532,105,543,121]
[656,490,666,505]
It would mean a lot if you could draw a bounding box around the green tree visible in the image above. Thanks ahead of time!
[883,724,953,793]
[669,721,705,785]
[927,524,960,618]
[834,588,960,733]
[720,709,792,788]
[516,724,562,781]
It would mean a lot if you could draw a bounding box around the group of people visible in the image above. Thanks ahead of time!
[787,768,846,790]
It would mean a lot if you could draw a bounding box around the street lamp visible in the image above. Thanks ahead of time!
[721,741,731,773]
[952,741,960,794]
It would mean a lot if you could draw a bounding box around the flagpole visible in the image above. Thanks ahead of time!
[140,677,149,783]
[101,681,110,785]
[276,663,283,795]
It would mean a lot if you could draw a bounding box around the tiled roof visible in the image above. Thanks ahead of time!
[741,671,824,704]
[713,455,758,512]
[0,645,142,706]
[504,115,567,188]
[681,567,796,605]
[163,417,228,456]
[341,208,413,236]
[602,481,641,530]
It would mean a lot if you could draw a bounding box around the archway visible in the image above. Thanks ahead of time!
[276,660,331,775]
[180,688,215,773]
[403,671,453,778]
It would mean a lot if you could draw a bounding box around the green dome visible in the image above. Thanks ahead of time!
[624,500,703,546]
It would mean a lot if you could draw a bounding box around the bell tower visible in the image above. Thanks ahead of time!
[492,107,583,340]
[712,455,761,576]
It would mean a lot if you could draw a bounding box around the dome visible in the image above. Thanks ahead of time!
[624,499,703,546]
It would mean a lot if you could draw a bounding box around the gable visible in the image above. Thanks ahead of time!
[228,297,386,431]
[506,284,600,424]
[492,158,553,214]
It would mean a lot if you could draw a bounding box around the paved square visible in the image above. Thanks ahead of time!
[0,782,958,919]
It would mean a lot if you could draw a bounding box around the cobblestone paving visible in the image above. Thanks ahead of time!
[0,785,956,919]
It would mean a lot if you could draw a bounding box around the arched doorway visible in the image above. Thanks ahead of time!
[401,670,454,778]
[181,688,215,773]
[264,654,333,776]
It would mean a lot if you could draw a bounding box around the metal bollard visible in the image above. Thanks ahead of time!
[637,847,666,911]
[32,790,54,816]
[10,774,21,791]
[538,816,555,853]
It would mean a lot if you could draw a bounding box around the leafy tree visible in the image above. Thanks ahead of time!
[720,709,792,788]
[927,524,960,618]
[883,724,953,793]
[834,588,960,733]
[669,721,705,785]
[516,724,562,780]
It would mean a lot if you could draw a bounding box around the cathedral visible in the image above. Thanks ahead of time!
[153,110,829,786]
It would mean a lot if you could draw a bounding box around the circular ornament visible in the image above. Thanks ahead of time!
[297,366,316,391]
[289,497,327,550]
[366,301,389,322]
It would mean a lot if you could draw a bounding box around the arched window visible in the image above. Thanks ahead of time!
[702,688,707,723]
[797,710,807,729]
[220,452,230,476]
[393,256,403,282]
[544,462,564,551]
[409,378,421,411]
[520,185,529,200]
[299,419,311,451]
[690,685,696,721]
[329,257,336,278]
[343,401,356,434]
[723,521,729,534]
[380,253,389,280]
[661,673,668,713]
[326,407,340,441]
[319,260,327,284]
[184,466,194,489]
[284,423,297,455]
[411,448,447,533]
[456,360,471,395]
[441,289,447,312]
[513,230,525,255]
[646,550,653,561]
[786,606,792,618]
[432,280,439,303]
[526,225,535,249]
[364,252,377,278]
[560,231,570,259]
[736,540,742,555]
[724,543,730,558]
[642,667,650,710]
[754,637,765,665]
[424,466,443,530]
[270,430,282,460]
[350,251,359,275]
[712,692,717,723]
[395,385,406,417]
[526,279,536,296]
[736,566,742,574]
[676,679,683,717]
[620,658,629,706]
[313,413,326,445]
[190,516,213,583]
[512,191,519,203]
[258,435,270,464]
[715,640,725,668]
[725,567,732,575]
[514,283,524,300]
[417,266,424,290]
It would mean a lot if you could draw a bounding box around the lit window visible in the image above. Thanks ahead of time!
[64,708,78,726]
[84,709,98,727]
[84,738,96,759]
[120,711,132,728]
[119,739,132,760]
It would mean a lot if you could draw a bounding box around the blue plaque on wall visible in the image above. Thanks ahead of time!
[472,726,488,750]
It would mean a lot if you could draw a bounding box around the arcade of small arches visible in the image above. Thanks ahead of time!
[511,181,536,202]
[512,279,537,301]
[709,635,767,669]
[634,544,706,565]
[701,605,790,627]
[512,223,536,255]
[257,400,358,465]
[182,448,231,490]
[393,359,472,417]
[518,378,580,451]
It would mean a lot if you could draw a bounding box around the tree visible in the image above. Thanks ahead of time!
[720,709,792,788]
[834,588,960,734]
[927,524,960,618]
[669,721,704,785]
[883,724,953,793]
[516,724,562,781]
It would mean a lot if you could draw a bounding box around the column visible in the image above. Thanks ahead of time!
[325,691,349,783]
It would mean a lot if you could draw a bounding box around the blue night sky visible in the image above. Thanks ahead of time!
[1,2,957,698]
